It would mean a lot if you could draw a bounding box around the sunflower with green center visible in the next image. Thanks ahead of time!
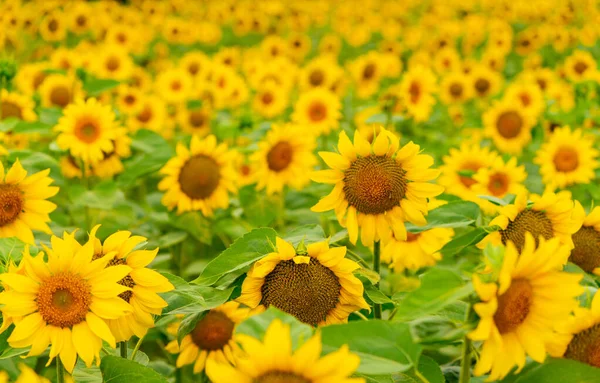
[0,231,133,373]
[166,302,250,373]
[567,206,600,274]
[311,128,443,246]
[158,134,237,216]
[0,159,58,243]
[481,191,584,252]
[251,123,317,195]
[292,88,342,136]
[471,157,527,215]
[238,238,369,326]
[469,234,584,380]
[205,319,364,383]
[534,126,599,189]
[483,100,536,154]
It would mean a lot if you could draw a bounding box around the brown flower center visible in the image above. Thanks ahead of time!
[188,63,199,76]
[459,163,480,188]
[474,78,490,95]
[123,95,136,105]
[409,81,420,103]
[188,110,206,128]
[500,209,554,252]
[574,61,589,75]
[405,232,420,242]
[0,184,24,226]
[37,273,92,328]
[106,257,135,302]
[308,102,327,122]
[519,93,531,106]
[76,15,87,27]
[261,257,341,326]
[267,141,293,172]
[343,156,407,215]
[106,56,120,72]
[48,19,58,32]
[1,101,22,120]
[171,81,182,91]
[487,173,510,196]
[50,86,71,108]
[137,106,153,123]
[449,83,463,98]
[178,155,221,200]
[493,279,533,334]
[363,63,376,80]
[496,111,523,139]
[565,323,600,367]
[255,372,311,383]
[309,70,324,86]
[261,92,274,105]
[74,120,101,143]
[553,147,579,172]
[569,226,600,273]
[191,310,234,351]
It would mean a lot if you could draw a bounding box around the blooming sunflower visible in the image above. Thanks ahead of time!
[206,319,364,383]
[238,238,369,326]
[0,159,58,243]
[251,123,317,195]
[155,68,193,104]
[503,82,545,118]
[55,98,119,165]
[292,88,341,136]
[469,234,584,380]
[470,64,502,99]
[483,100,536,154]
[91,131,132,179]
[564,50,597,82]
[482,191,584,252]
[0,90,37,122]
[0,364,50,383]
[399,66,437,122]
[350,52,384,99]
[298,56,338,90]
[115,85,143,116]
[92,45,134,81]
[177,105,213,137]
[0,232,133,373]
[179,51,212,81]
[568,207,600,274]
[158,135,237,216]
[166,302,249,373]
[39,11,66,42]
[38,74,83,109]
[312,128,443,246]
[471,157,527,215]
[127,95,167,133]
[439,72,473,105]
[252,82,289,119]
[534,126,599,189]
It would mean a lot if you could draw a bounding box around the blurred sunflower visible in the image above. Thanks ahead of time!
[252,82,288,119]
[38,74,83,109]
[299,56,337,90]
[399,66,437,122]
[568,207,600,274]
[312,128,443,246]
[471,157,527,214]
[0,90,36,122]
[0,364,49,383]
[503,82,545,118]
[13,62,51,95]
[155,68,193,104]
[319,34,342,57]
[177,105,213,137]
[564,50,597,82]
[469,235,584,381]
[159,135,237,216]
[128,95,167,133]
[238,238,369,326]
[179,51,212,81]
[39,11,66,42]
[92,45,134,81]
[166,302,249,373]
[470,64,502,99]
[439,72,473,105]
[115,85,144,116]
[205,319,364,383]
[483,101,536,154]
[350,52,384,99]
[92,132,132,179]
[292,88,341,135]
[534,126,599,189]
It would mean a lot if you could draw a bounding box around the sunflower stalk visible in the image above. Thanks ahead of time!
[56,359,65,383]
[131,335,145,361]
[459,304,474,383]
[120,341,128,358]
[373,240,382,319]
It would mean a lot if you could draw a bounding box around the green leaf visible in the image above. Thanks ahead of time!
[0,118,19,132]
[406,201,480,233]
[320,320,422,375]
[118,129,174,187]
[0,237,28,264]
[365,282,393,304]
[39,107,62,125]
[238,186,278,227]
[12,120,53,134]
[394,356,445,383]
[177,311,207,343]
[192,227,277,286]
[186,99,203,109]
[171,212,211,245]
[514,358,600,383]
[68,181,124,210]
[84,77,120,96]
[100,356,168,383]
[392,268,473,321]
[477,194,508,206]
[157,231,188,248]
[284,224,326,246]
[161,272,234,314]
[441,227,488,256]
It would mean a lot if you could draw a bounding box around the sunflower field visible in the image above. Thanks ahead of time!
[2,0,600,382]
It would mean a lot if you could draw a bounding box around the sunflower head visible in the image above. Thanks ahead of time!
[569,207,600,274]
[292,88,342,135]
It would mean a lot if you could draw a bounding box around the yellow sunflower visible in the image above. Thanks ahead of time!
[238,238,369,326]
[534,126,599,189]
[92,132,132,179]
[564,50,597,83]
[92,45,134,81]
[252,82,288,119]
[298,56,338,90]
[469,234,584,380]
[470,64,502,99]
[177,105,213,137]
[292,88,342,136]
[127,95,167,133]
[13,62,52,95]
[0,364,50,383]
[0,232,133,373]
[55,98,119,165]
[0,256,27,335]
[155,68,193,104]
[59,155,90,179]
[38,74,83,109]
[483,100,536,154]
[311,128,444,246]
[250,123,317,195]
[206,319,364,383]
[399,66,437,122]
[158,135,237,216]
[0,159,58,243]
[471,157,528,215]
[568,206,600,274]
[503,82,545,118]
[350,51,384,99]
[179,51,212,82]
[166,302,249,373]
[0,90,37,122]
[115,85,144,116]
[482,191,584,252]
[39,11,66,42]
[439,72,473,105]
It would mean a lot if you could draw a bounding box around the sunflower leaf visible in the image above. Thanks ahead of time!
[161,272,234,315]
[100,356,168,383]
[83,77,120,96]
[512,358,600,383]
[440,227,488,256]
[405,201,480,233]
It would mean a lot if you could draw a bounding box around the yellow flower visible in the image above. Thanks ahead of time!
[534,126,599,189]
[0,159,58,243]
[39,11,66,42]
[298,56,339,90]
[292,88,342,136]
[13,62,52,95]
[206,319,365,383]
[166,302,249,373]
[91,131,132,179]
[252,82,289,119]
[399,66,437,122]
[469,234,584,380]
[0,89,37,122]
[470,64,502,99]
[432,47,461,74]
[503,82,545,118]
[158,135,237,216]
[92,44,134,81]
[312,128,443,246]
[115,85,144,116]
[568,206,600,274]
[483,100,536,154]
[3,364,50,383]
[179,51,212,81]
[564,50,597,82]
[350,52,384,99]
[439,72,473,105]
[155,68,193,104]
[177,105,213,137]
[471,157,528,215]
[238,238,369,326]
[38,74,83,109]
[0,233,133,373]
[127,95,167,133]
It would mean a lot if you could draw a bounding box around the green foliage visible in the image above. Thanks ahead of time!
[100,356,168,383]
[406,201,480,233]
[162,272,234,314]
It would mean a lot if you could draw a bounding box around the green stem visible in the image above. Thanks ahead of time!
[131,335,145,361]
[56,358,65,383]
[119,341,128,358]
[459,305,474,383]
[373,240,382,319]
[354,311,369,321]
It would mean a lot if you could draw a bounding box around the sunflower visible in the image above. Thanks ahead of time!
[13,62,52,95]
[564,50,597,83]
[0,256,27,335]
[469,234,584,380]
[127,95,167,133]
[439,72,473,105]
[179,51,212,81]
[233,153,255,187]
[482,191,584,252]
[0,90,36,122]
[92,132,132,179]
[59,155,90,179]
[38,74,83,109]
[252,82,288,119]
[470,64,502,99]
[55,98,119,165]
[503,82,545,118]
[433,47,461,74]
[534,126,599,189]
[298,56,338,90]
[318,34,342,57]
[567,207,600,274]
[288,32,311,62]
[350,52,384,99]
[399,66,437,122]
[292,88,341,136]
[483,100,536,154]
[0,232,133,373]
[67,3,93,35]
[166,302,249,373]
[471,157,528,215]
[205,319,364,383]
[155,68,193,104]
[177,105,213,137]
[115,85,143,116]
[238,238,369,326]
[214,47,241,69]
[438,143,499,202]
[87,225,173,342]
[251,123,317,195]
[39,11,66,42]
[311,128,443,246]
[158,134,237,216]
[92,45,134,81]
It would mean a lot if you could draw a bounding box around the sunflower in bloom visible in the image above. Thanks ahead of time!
[439,72,473,105]
[238,238,369,326]
[469,234,584,380]
[206,319,364,383]
[87,225,174,342]
[471,157,528,214]
[177,105,213,137]
[251,123,317,195]
[470,64,502,99]
[399,66,437,122]
[252,82,289,119]
[483,100,536,154]
[568,207,600,274]
[92,132,132,179]
[158,135,237,216]
[564,50,597,82]
[166,302,250,373]
[534,126,599,189]
[482,191,584,252]
[0,160,58,243]
[0,232,133,373]
[312,128,443,246]
[503,82,545,118]
[0,90,37,122]
[292,88,341,136]
[92,45,134,81]
[38,74,83,109]
[155,68,193,104]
